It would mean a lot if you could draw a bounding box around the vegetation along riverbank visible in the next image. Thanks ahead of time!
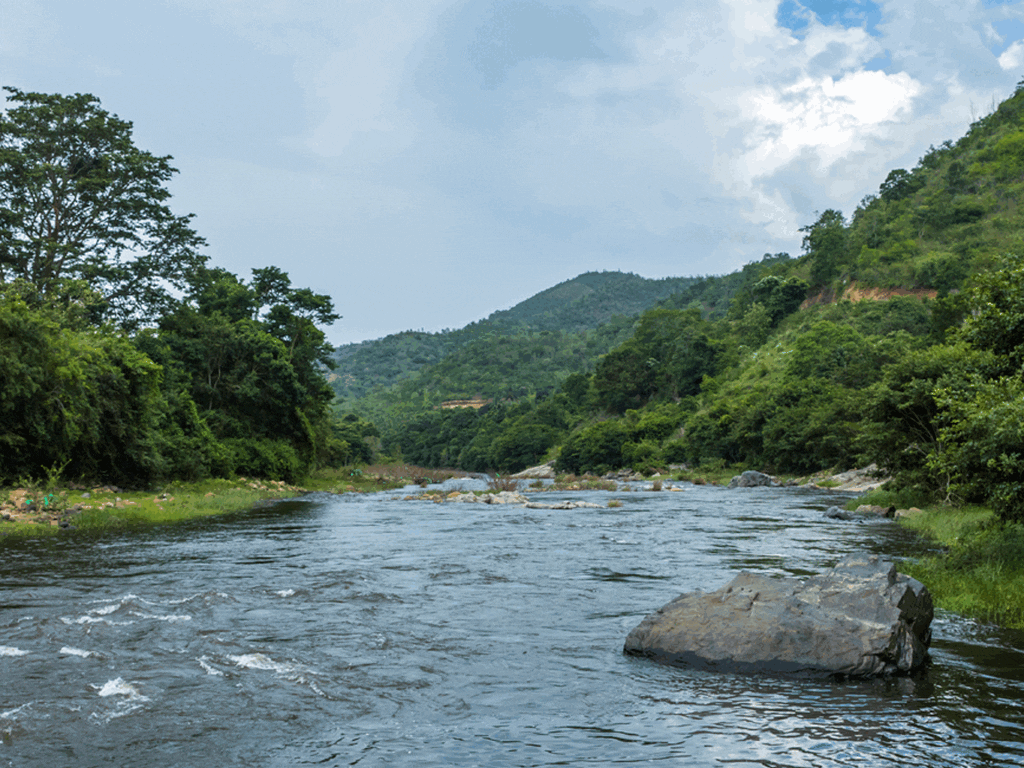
[896,505,1024,630]
[0,465,457,538]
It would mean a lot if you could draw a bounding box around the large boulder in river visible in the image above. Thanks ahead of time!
[624,555,933,677]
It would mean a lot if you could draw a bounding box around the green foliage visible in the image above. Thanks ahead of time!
[914,252,969,293]
[0,291,165,484]
[736,302,772,348]
[489,423,558,473]
[221,438,304,484]
[801,209,848,285]
[593,308,720,413]
[899,512,1024,629]
[555,420,633,475]
[918,254,1024,522]
[857,343,980,491]
[879,168,925,202]
[957,252,1024,374]
[0,87,206,327]
[750,275,808,324]
[321,413,377,466]
[930,376,1024,521]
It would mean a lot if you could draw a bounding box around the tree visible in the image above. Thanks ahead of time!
[878,168,923,202]
[593,308,720,413]
[957,252,1024,375]
[925,254,1024,521]
[750,275,808,325]
[0,87,206,326]
[800,209,847,285]
[0,285,171,484]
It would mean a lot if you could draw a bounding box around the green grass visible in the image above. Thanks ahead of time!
[1,478,306,538]
[851,485,937,511]
[671,462,743,486]
[896,505,1024,629]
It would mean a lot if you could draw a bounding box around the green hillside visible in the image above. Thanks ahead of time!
[485,271,699,331]
[329,270,700,402]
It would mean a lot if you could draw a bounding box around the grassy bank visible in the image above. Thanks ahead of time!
[0,464,464,539]
[893,504,1024,630]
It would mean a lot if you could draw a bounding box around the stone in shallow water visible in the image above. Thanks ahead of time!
[727,470,778,488]
[623,554,933,677]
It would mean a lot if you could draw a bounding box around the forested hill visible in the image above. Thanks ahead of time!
[329,270,699,402]
[484,271,699,331]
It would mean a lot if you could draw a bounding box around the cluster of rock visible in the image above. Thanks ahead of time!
[409,491,604,510]
[602,469,647,483]
[726,465,892,492]
[803,464,890,492]
[624,555,933,677]
[727,470,793,488]
[1,489,84,529]
[445,491,530,505]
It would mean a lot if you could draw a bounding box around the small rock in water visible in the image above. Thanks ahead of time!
[824,506,856,520]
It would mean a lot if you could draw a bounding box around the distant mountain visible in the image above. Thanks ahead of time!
[329,271,699,403]
[485,271,699,332]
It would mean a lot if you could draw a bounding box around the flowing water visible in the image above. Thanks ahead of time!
[1,482,1022,767]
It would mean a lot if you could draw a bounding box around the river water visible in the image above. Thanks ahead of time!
[1,483,1022,767]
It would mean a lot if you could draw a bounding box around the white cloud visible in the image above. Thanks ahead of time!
[741,70,921,174]
[999,40,1024,71]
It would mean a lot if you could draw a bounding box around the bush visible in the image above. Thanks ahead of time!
[930,376,1024,522]
[555,420,633,475]
[223,438,305,483]
[623,439,662,472]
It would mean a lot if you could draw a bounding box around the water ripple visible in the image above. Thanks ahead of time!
[0,486,1021,766]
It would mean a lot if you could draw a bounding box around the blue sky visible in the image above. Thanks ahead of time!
[3,0,1024,344]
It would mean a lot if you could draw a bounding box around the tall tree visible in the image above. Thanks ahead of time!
[801,209,848,286]
[0,87,205,326]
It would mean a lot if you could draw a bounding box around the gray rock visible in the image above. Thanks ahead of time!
[624,554,932,677]
[894,507,924,520]
[512,463,556,479]
[727,470,778,489]
[824,506,856,520]
[856,504,896,518]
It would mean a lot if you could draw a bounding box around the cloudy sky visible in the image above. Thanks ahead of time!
[3,0,1023,344]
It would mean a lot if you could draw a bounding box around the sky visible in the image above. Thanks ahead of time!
[3,0,1024,345]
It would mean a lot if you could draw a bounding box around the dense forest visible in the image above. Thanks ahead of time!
[328,271,701,402]
[0,87,375,485]
[342,84,1024,523]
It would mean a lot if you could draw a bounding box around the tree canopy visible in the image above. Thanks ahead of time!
[0,87,206,326]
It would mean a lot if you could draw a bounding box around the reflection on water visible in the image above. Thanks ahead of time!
[1,485,1022,767]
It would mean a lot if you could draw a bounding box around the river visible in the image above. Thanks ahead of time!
[1,482,1022,767]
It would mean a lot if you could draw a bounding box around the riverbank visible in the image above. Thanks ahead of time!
[0,478,306,537]
[0,464,460,538]
[892,505,1024,630]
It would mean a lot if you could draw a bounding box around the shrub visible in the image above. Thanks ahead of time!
[222,438,305,483]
